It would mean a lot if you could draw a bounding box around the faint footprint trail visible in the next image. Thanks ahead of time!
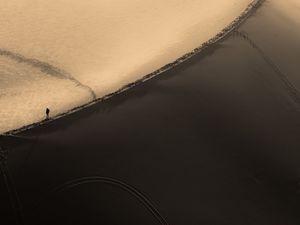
[34,176,169,225]
[233,31,300,106]
[0,49,96,100]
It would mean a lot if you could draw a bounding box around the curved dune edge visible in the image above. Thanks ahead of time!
[3,0,264,135]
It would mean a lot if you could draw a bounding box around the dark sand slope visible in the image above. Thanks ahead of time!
[2,0,300,224]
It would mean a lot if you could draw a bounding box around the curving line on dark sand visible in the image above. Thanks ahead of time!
[33,176,169,225]
[0,49,96,100]
[233,31,300,106]
[3,0,264,135]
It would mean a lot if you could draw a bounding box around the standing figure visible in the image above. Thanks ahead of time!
[46,108,50,120]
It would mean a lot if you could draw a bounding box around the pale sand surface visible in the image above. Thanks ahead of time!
[0,0,254,133]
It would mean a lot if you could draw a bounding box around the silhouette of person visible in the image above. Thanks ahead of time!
[46,108,50,120]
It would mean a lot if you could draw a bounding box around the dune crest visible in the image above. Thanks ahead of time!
[0,0,256,133]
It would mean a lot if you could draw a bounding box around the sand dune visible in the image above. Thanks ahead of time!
[0,0,255,133]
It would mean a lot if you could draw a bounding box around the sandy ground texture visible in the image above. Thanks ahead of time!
[4,0,300,224]
[0,0,255,133]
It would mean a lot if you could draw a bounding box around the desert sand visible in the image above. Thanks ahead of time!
[4,1,300,224]
[0,0,255,133]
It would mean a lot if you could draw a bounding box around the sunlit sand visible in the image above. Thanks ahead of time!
[0,0,256,133]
